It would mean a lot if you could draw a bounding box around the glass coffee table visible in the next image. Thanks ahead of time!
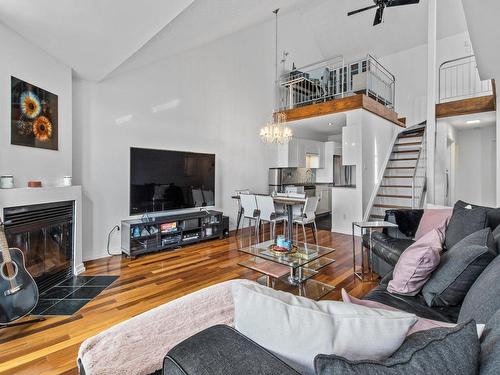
[238,240,336,300]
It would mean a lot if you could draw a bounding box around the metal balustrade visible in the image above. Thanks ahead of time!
[439,55,493,103]
[278,54,395,111]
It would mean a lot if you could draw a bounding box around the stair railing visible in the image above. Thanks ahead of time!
[411,129,426,209]
[439,55,493,103]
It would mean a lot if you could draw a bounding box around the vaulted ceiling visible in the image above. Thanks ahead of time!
[0,0,468,82]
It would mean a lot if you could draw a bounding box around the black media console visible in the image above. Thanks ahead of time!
[121,210,225,257]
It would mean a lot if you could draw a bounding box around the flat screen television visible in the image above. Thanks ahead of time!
[130,147,215,215]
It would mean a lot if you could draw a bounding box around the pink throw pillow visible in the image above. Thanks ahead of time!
[414,208,452,241]
[341,289,455,335]
[387,228,444,296]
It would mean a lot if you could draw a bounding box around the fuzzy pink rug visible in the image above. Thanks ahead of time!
[78,279,255,375]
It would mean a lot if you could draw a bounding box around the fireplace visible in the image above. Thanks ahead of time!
[4,201,74,294]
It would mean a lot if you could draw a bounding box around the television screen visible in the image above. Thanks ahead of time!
[130,147,215,215]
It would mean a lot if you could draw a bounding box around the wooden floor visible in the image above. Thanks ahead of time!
[0,227,377,375]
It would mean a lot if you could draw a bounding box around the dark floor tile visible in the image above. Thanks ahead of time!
[31,299,60,315]
[67,286,107,299]
[40,286,79,300]
[57,276,95,287]
[84,275,119,287]
[41,299,90,316]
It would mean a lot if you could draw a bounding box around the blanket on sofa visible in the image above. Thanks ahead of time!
[78,279,255,375]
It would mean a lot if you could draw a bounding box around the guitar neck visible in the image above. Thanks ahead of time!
[0,226,12,262]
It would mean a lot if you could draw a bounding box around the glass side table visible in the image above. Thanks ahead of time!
[352,221,398,281]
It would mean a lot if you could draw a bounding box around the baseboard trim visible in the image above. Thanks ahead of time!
[75,262,86,275]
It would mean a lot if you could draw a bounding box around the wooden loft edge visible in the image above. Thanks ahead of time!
[436,95,496,118]
[277,94,406,128]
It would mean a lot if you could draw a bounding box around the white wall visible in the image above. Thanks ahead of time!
[0,22,72,188]
[455,125,496,206]
[380,32,472,126]
[73,12,325,260]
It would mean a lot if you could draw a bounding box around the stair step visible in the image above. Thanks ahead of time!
[386,167,415,170]
[384,175,413,179]
[398,132,424,139]
[370,215,385,220]
[392,149,421,154]
[395,141,421,146]
[377,194,412,199]
[380,185,412,188]
[389,158,418,161]
[373,204,412,209]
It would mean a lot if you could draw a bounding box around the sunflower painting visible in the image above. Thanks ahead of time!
[11,77,58,150]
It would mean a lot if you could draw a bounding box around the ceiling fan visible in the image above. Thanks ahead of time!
[348,0,420,26]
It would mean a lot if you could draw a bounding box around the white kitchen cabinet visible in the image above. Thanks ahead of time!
[316,186,332,214]
[274,138,325,169]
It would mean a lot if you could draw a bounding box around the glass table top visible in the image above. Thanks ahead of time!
[238,240,335,268]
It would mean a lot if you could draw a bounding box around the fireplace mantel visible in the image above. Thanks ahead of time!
[0,186,84,275]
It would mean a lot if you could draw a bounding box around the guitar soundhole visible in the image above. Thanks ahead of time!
[1,261,18,281]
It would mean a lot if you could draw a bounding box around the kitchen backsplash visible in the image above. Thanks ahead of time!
[281,168,316,184]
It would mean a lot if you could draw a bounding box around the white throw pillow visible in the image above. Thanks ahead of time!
[233,283,417,375]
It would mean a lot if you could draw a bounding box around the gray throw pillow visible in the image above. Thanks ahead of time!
[491,225,500,254]
[459,255,500,324]
[445,202,488,250]
[480,310,500,375]
[314,320,480,375]
[422,228,497,307]
[455,200,500,231]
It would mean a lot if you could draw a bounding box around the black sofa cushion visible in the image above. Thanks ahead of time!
[314,320,479,375]
[422,228,497,308]
[480,309,500,375]
[363,232,415,267]
[445,201,488,250]
[363,285,460,323]
[459,255,500,324]
[163,325,300,375]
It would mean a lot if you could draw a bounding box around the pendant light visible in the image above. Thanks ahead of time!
[259,9,293,144]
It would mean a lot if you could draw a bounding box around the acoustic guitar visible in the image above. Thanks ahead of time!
[0,224,39,324]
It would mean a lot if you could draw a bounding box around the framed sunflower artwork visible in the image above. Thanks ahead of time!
[11,76,58,150]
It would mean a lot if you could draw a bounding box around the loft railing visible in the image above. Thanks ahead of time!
[278,54,395,111]
[411,129,427,209]
[439,55,493,103]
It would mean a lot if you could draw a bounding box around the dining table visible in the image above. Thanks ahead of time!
[231,194,306,242]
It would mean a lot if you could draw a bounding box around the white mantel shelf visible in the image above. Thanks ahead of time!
[0,185,85,275]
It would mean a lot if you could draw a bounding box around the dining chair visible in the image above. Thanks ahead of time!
[234,189,250,236]
[293,196,319,244]
[239,193,259,243]
[255,195,287,242]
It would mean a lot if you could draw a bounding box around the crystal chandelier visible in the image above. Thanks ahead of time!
[260,9,293,144]
[260,112,292,144]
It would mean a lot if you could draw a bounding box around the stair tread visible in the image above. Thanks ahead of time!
[386,167,415,170]
[389,158,418,161]
[398,132,424,139]
[370,215,386,220]
[384,175,413,178]
[395,141,421,146]
[377,194,412,198]
[392,149,421,153]
[373,204,412,209]
[380,185,413,188]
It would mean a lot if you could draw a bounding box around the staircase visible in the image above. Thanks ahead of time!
[368,125,427,221]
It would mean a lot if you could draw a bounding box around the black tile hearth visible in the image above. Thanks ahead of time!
[68,286,107,299]
[32,275,118,316]
[40,286,78,300]
[57,276,95,287]
[42,299,91,316]
[31,299,60,315]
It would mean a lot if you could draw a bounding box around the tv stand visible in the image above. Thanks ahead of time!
[121,210,224,257]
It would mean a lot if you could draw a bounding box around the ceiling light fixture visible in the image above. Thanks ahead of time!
[259,9,292,144]
[466,120,481,125]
